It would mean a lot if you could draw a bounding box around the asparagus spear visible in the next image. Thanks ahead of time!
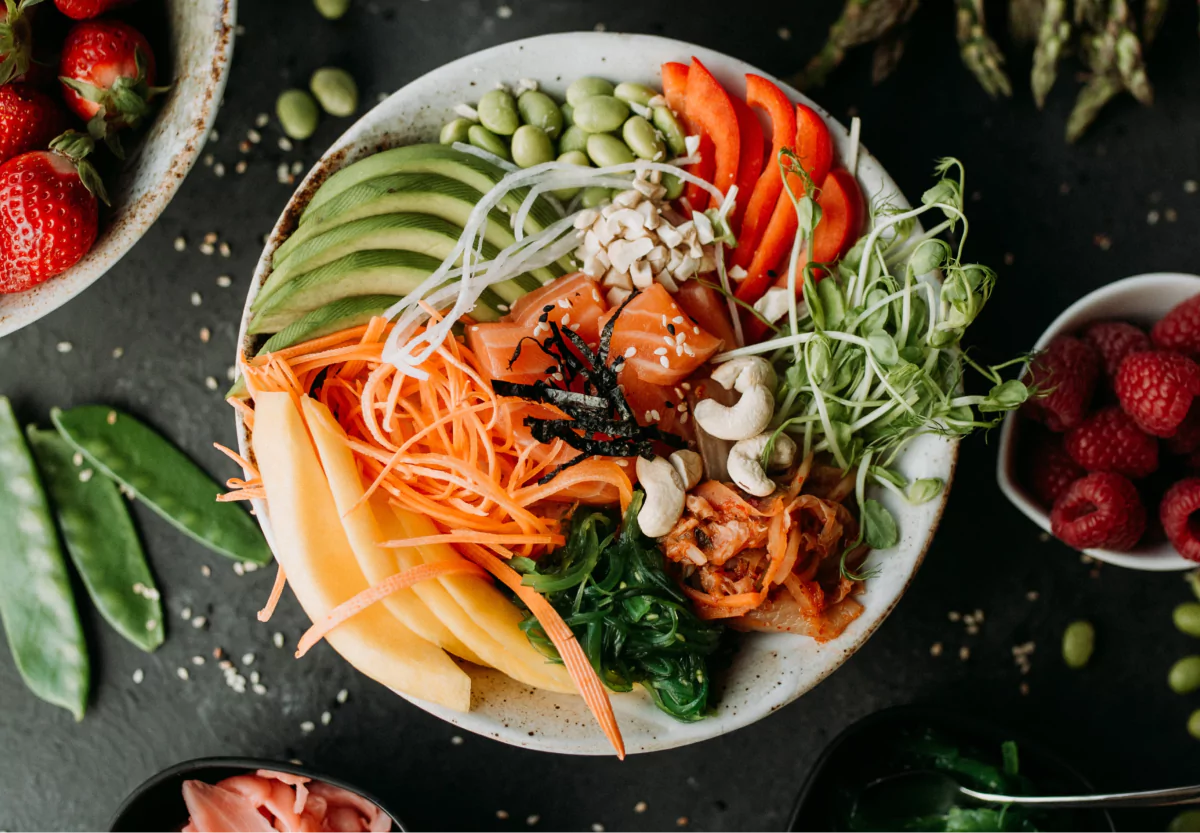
[1031,0,1070,108]
[1066,74,1122,141]
[793,0,919,89]
[956,0,1014,97]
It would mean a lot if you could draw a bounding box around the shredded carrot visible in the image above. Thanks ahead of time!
[258,565,288,623]
[459,543,625,759]
[294,561,487,657]
[378,532,564,549]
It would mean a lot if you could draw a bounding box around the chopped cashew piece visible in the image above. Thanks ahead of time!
[727,433,797,497]
[669,450,704,490]
[753,287,793,325]
[636,456,687,537]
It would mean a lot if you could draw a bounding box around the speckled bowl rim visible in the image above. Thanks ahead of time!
[233,31,960,756]
[996,272,1200,571]
[0,0,237,337]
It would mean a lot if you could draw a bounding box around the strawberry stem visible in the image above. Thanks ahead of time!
[49,130,110,207]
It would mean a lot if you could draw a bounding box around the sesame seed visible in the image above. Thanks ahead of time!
[277,163,291,184]
[176,667,190,681]
[947,611,960,622]
[1185,180,1198,194]
[255,112,269,128]
[205,377,219,390]
[234,562,245,576]
[199,327,211,343]
[497,811,510,820]
[250,671,260,684]
[242,652,256,666]
[654,347,668,355]
[526,815,540,826]
[677,817,689,827]
[213,647,224,659]
[624,346,637,358]
[497,4,512,17]
[930,642,943,657]
[78,468,94,483]
[253,683,267,695]
[191,292,202,306]
[235,160,248,175]
[593,21,606,31]
[660,356,670,368]
[132,668,145,684]
[201,565,211,577]
[1148,209,1161,225]
[243,561,260,572]
[450,734,463,745]
[218,242,231,257]
[592,826,605,832]
[777,26,791,40]
[291,161,304,175]
[192,615,207,629]
[959,646,970,661]
[273,631,284,648]
[203,154,214,167]
[336,688,349,704]
[213,162,226,177]
[146,618,158,631]
[300,721,315,733]
[278,137,293,152]
[181,606,193,620]
[247,128,262,144]
[634,802,647,813]
[112,347,125,359]
[1026,590,1038,601]
[56,341,73,353]
[1165,207,1178,223]
[191,655,206,666]
[1093,232,1112,251]
[174,236,187,251]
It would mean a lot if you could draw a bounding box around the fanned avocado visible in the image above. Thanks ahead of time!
[260,295,404,354]
[248,250,508,335]
[301,143,560,232]
[254,214,543,314]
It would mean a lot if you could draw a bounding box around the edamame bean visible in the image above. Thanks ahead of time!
[517,90,563,140]
[0,398,89,721]
[566,76,614,106]
[1190,709,1200,741]
[276,89,320,141]
[439,118,472,145]
[586,133,635,167]
[614,82,658,107]
[580,186,613,208]
[1170,656,1200,694]
[558,124,590,155]
[662,172,684,199]
[467,124,512,161]
[477,89,520,136]
[652,105,687,156]
[1176,602,1200,637]
[1061,620,1095,669]
[622,115,666,161]
[561,102,574,126]
[27,428,163,654]
[552,150,591,200]
[511,124,554,168]
[50,406,272,565]
[314,0,351,19]
[309,67,358,117]
[574,95,630,134]
[1171,811,1200,832]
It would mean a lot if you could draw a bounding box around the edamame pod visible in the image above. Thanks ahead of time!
[614,82,658,107]
[566,76,614,106]
[586,133,635,167]
[477,89,520,136]
[439,118,473,145]
[0,398,88,720]
[1170,656,1200,694]
[517,90,563,140]
[1061,620,1094,669]
[511,125,554,168]
[622,115,666,160]
[1175,602,1200,637]
[579,186,613,208]
[558,124,590,155]
[573,95,630,134]
[467,124,511,161]
[27,428,163,654]
[50,406,272,565]
[652,105,687,156]
[560,102,574,126]
[662,172,684,199]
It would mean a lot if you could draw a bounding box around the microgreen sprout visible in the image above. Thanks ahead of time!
[725,157,1031,561]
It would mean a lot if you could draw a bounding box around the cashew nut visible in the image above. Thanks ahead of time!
[669,449,703,490]
[709,356,778,393]
[727,432,797,497]
[693,385,774,441]
[636,455,686,537]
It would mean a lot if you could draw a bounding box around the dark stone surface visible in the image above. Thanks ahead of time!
[1,1,1198,830]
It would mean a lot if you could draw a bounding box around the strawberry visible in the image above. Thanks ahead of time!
[1161,478,1200,562]
[1152,294,1200,358]
[1081,320,1152,381]
[58,20,167,157]
[1022,335,1101,432]
[1064,406,1159,478]
[53,0,130,20]
[0,130,108,293]
[0,83,70,165]
[1050,471,1146,551]
[0,0,38,86]
[1114,351,1200,438]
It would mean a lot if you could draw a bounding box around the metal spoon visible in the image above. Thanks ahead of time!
[849,768,1200,830]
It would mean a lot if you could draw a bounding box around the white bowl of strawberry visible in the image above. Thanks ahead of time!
[998,273,1200,571]
[0,0,234,336]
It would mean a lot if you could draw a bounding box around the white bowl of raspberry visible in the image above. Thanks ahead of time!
[997,272,1200,571]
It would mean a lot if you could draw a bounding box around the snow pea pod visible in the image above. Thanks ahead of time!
[0,398,89,720]
[50,406,271,565]
[27,428,164,653]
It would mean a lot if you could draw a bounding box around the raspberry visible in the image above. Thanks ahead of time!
[1082,320,1152,379]
[1064,406,1158,478]
[1169,403,1200,455]
[1160,478,1200,561]
[1028,434,1086,506]
[1023,336,1101,432]
[1050,472,1146,550]
[1152,294,1200,357]
[1114,351,1200,437]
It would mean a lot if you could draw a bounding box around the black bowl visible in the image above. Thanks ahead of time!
[789,705,1114,832]
[109,757,405,832]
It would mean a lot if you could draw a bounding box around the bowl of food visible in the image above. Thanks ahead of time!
[0,0,235,336]
[997,273,1200,571]
[224,32,1027,755]
[108,758,400,832]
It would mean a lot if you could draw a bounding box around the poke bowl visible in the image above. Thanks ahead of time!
[228,32,1015,756]
[0,0,236,337]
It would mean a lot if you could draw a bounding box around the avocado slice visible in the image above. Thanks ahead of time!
[248,250,508,335]
[260,294,404,354]
[254,214,541,314]
[301,143,560,233]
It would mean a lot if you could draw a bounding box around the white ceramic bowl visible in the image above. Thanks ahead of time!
[996,272,1200,571]
[236,32,958,755]
[0,0,236,337]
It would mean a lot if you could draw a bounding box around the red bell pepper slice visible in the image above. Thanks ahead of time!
[728,95,765,234]
[682,57,740,211]
[812,168,866,265]
[734,103,834,307]
[732,75,798,271]
[659,61,716,212]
